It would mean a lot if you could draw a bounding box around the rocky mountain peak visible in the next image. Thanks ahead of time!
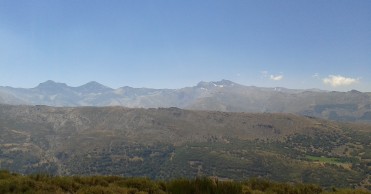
[35,80,68,89]
[197,79,236,88]
[76,81,113,93]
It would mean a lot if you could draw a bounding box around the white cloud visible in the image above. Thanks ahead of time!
[312,73,320,79]
[261,71,283,81]
[323,75,359,87]
[270,75,283,81]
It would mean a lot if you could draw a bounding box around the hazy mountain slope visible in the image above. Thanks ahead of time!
[0,105,370,188]
[0,90,26,105]
[187,87,371,122]
[0,80,371,122]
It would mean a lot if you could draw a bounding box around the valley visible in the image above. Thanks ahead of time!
[0,105,370,189]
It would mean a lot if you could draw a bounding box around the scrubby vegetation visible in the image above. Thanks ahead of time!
[0,170,369,194]
[1,106,370,189]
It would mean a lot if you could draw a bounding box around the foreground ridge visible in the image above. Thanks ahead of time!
[0,170,369,194]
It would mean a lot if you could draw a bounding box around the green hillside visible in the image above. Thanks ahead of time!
[0,105,370,189]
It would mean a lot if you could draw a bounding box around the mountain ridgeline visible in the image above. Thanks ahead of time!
[0,104,370,189]
[1,80,371,123]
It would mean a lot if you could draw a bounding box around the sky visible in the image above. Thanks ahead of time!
[0,0,370,91]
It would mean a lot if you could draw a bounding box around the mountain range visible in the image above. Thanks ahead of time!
[1,80,370,189]
[1,80,371,123]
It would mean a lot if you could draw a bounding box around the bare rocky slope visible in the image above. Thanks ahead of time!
[0,104,370,189]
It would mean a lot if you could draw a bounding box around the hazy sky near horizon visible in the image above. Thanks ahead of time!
[0,0,370,91]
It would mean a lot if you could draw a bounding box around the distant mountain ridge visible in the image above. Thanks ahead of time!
[1,80,371,122]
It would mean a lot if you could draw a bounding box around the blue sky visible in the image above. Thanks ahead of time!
[0,0,370,91]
